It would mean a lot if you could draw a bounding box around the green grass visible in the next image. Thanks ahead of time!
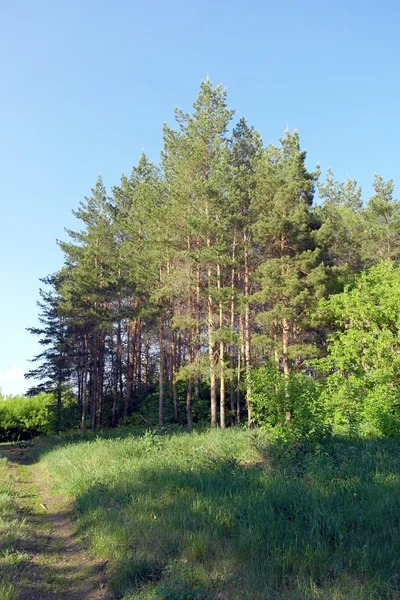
[0,457,30,600]
[40,429,400,599]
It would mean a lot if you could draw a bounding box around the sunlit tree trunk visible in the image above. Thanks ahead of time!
[125,323,134,419]
[170,327,178,421]
[81,334,88,435]
[159,315,165,426]
[195,265,201,403]
[229,237,236,426]
[217,263,225,428]
[111,328,118,427]
[244,231,252,426]
[208,264,217,428]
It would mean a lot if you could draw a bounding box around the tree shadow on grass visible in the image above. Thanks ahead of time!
[70,437,400,599]
[2,435,400,598]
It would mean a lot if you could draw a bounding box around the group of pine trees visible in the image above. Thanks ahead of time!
[26,80,400,433]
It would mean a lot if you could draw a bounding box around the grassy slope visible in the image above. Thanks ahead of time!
[41,429,400,600]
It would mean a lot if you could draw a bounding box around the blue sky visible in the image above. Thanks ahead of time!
[1,0,399,395]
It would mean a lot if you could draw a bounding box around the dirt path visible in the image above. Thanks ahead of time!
[2,446,114,600]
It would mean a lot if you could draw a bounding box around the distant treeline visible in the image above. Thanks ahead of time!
[24,80,400,438]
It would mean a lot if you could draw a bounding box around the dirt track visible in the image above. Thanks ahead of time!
[2,446,113,600]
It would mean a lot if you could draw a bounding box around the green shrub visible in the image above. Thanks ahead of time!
[0,392,77,441]
[316,262,400,435]
[249,364,329,441]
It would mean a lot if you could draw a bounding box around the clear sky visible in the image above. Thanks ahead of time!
[1,0,399,395]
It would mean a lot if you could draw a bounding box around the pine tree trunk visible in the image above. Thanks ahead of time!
[77,365,82,415]
[280,243,291,422]
[195,266,201,403]
[244,231,252,427]
[293,323,302,371]
[186,261,194,432]
[125,323,134,419]
[113,319,123,426]
[97,335,105,429]
[236,345,241,424]
[282,316,292,422]
[219,347,225,428]
[187,331,193,431]
[217,264,225,429]
[237,313,245,424]
[273,319,280,366]
[208,264,217,428]
[159,315,165,426]
[137,318,142,391]
[186,376,193,431]
[56,358,62,434]
[230,238,236,426]
[81,334,88,435]
[177,330,183,369]
[145,336,150,387]
[131,320,138,410]
[170,326,178,421]
[91,335,97,432]
[111,329,118,428]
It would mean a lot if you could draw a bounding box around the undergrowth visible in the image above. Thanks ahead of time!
[39,428,400,599]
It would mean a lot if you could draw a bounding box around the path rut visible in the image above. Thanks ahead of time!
[3,446,114,600]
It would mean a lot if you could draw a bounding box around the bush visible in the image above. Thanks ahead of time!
[316,262,400,435]
[0,392,77,441]
[249,364,329,441]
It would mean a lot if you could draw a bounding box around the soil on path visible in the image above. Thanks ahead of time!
[2,445,114,600]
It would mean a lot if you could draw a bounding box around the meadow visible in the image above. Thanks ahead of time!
[28,428,400,599]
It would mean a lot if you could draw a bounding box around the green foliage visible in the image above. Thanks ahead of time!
[249,364,328,441]
[25,79,400,434]
[362,175,400,264]
[316,168,363,274]
[317,261,400,435]
[124,380,212,428]
[252,132,325,369]
[0,392,76,441]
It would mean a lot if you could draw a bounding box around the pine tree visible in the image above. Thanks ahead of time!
[162,79,234,427]
[227,118,263,425]
[112,153,164,420]
[252,131,324,421]
[316,168,364,276]
[362,175,400,263]
[58,175,116,431]
[25,273,72,432]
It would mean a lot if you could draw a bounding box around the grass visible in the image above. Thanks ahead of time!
[0,457,30,600]
[38,428,400,599]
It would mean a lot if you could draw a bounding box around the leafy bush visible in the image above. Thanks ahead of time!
[249,364,328,441]
[0,392,77,441]
[316,262,400,435]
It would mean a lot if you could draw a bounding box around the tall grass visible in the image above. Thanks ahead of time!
[42,429,400,599]
[0,457,29,600]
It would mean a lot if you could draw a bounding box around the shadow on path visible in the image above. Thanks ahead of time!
[0,446,114,600]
